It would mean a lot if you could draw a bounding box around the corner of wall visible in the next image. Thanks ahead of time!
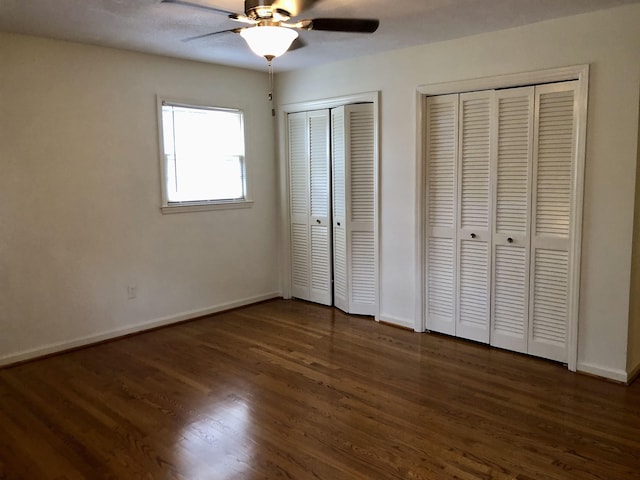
[627,87,640,379]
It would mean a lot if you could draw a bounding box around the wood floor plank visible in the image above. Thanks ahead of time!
[1,299,639,479]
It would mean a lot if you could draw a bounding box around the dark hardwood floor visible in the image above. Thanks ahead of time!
[1,299,639,479]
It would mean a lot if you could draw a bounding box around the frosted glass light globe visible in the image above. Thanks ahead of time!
[240,26,299,59]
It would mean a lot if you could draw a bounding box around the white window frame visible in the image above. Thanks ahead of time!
[157,96,253,214]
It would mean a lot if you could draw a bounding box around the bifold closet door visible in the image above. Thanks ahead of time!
[424,94,459,335]
[456,91,493,343]
[490,87,534,354]
[425,92,493,341]
[528,81,578,363]
[288,110,332,306]
[425,81,580,364]
[331,104,376,316]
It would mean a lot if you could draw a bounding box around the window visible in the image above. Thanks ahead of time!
[159,100,251,213]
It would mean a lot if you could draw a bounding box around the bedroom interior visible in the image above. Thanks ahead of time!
[1,0,640,477]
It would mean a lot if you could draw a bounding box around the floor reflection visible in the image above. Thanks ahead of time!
[175,393,254,479]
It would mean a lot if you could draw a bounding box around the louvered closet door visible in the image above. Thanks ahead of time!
[308,110,332,305]
[456,91,493,343]
[425,94,459,335]
[528,82,578,363]
[331,107,348,312]
[288,112,311,301]
[490,87,534,354]
[332,104,376,315]
[347,104,376,315]
[288,110,332,306]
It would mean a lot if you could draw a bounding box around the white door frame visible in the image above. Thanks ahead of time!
[278,91,381,319]
[415,65,589,372]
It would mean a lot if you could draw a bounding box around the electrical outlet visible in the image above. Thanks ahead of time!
[127,285,137,299]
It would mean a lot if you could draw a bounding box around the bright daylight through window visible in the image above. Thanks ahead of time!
[160,101,248,212]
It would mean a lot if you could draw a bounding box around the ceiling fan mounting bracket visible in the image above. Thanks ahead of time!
[244,0,291,21]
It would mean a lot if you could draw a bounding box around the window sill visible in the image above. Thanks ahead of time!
[161,199,254,214]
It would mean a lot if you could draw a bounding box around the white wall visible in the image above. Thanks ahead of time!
[0,33,280,364]
[276,4,640,380]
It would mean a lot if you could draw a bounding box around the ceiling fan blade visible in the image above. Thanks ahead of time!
[306,18,380,33]
[161,0,239,17]
[182,28,242,42]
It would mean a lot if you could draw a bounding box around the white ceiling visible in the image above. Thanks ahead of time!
[1,0,638,72]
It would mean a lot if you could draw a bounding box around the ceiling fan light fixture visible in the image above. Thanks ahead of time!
[240,25,299,59]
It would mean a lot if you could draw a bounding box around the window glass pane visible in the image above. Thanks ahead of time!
[161,103,246,204]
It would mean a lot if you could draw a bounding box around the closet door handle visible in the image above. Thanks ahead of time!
[316,219,321,224]
[470,233,476,239]
[507,237,514,243]
[337,222,341,226]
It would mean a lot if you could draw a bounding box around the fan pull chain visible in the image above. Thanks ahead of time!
[267,58,275,117]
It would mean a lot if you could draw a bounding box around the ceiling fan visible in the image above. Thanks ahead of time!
[162,0,380,62]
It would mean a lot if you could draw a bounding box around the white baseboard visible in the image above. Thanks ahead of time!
[0,292,281,367]
[378,313,417,331]
[577,361,628,383]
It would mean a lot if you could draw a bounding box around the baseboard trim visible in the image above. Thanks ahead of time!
[577,362,628,383]
[0,292,281,368]
[378,314,416,331]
